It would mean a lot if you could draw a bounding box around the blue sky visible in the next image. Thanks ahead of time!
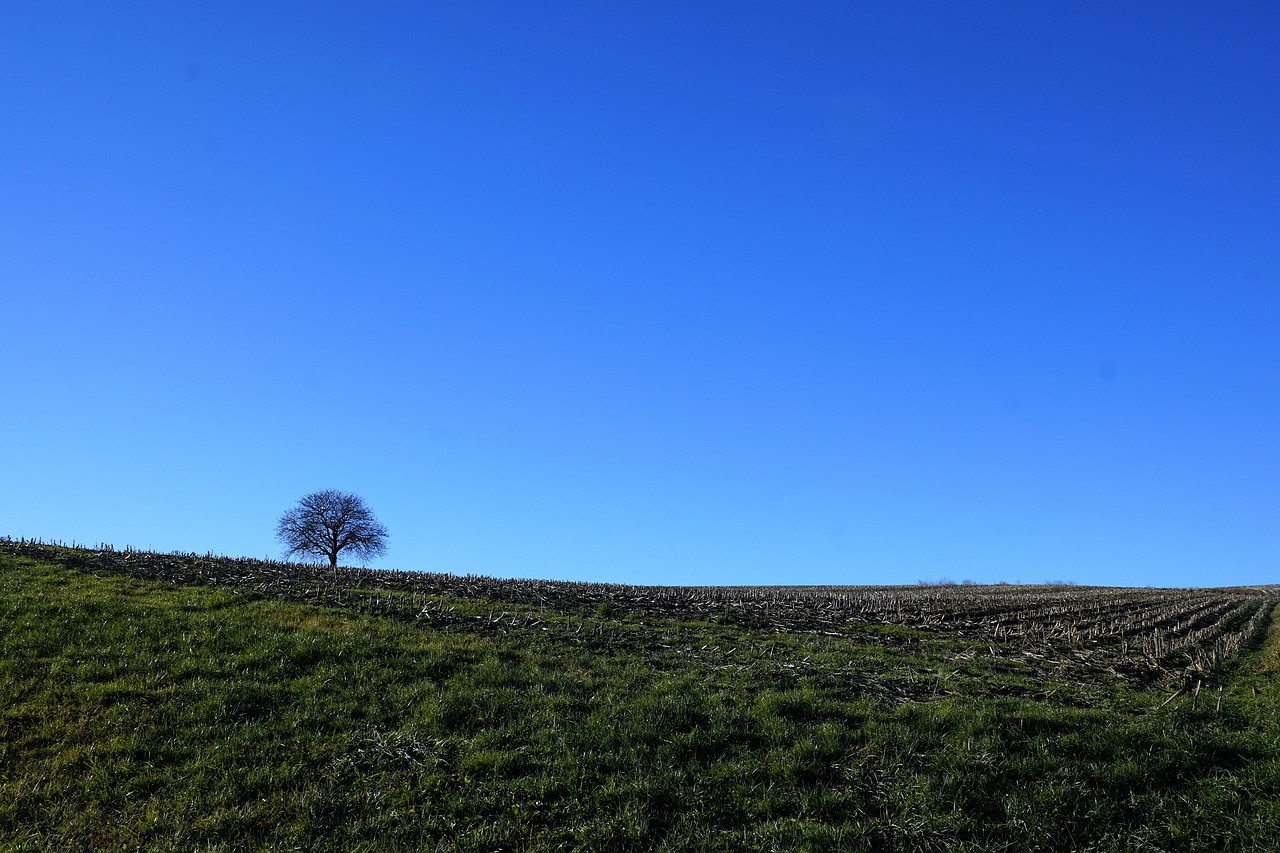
[4,2,1278,587]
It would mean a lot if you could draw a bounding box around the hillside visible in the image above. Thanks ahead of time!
[3,540,1280,851]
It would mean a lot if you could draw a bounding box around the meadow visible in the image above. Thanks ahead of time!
[3,539,1279,851]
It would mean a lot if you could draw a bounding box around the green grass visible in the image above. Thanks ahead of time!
[3,548,1280,851]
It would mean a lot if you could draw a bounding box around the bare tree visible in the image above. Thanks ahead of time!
[276,489,388,568]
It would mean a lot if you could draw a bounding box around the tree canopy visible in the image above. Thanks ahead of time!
[276,490,388,568]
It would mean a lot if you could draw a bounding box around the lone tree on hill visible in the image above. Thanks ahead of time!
[276,489,388,568]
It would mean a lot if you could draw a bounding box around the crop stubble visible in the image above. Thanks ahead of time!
[4,538,1276,702]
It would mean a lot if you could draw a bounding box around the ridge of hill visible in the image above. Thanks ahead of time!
[3,540,1280,850]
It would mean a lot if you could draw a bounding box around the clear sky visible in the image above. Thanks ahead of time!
[4,2,1278,587]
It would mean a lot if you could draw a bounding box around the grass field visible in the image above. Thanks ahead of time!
[3,540,1280,851]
